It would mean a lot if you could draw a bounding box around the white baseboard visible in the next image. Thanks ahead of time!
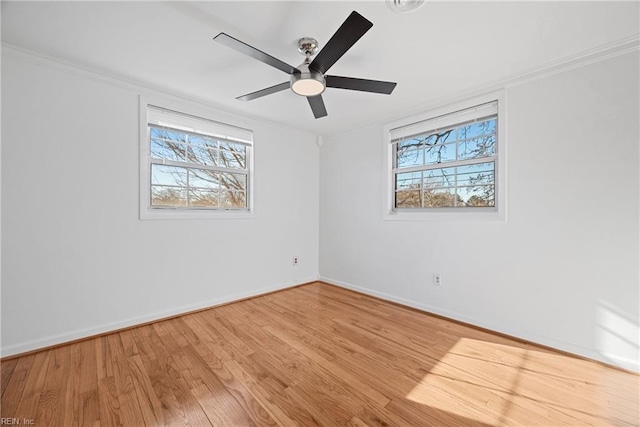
[319,276,639,373]
[1,278,317,358]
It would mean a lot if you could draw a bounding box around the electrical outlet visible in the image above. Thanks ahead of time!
[433,273,442,286]
[292,256,299,266]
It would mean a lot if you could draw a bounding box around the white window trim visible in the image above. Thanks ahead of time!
[382,91,507,222]
[139,95,255,220]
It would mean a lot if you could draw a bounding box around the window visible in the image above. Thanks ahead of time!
[140,98,253,219]
[384,94,505,220]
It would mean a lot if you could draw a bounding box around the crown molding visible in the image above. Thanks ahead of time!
[501,33,639,89]
[2,41,183,106]
[323,33,640,139]
[1,42,318,140]
[3,34,638,140]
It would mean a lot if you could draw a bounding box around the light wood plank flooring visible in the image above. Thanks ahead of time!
[1,282,638,426]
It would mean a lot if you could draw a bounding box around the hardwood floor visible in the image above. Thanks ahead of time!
[1,282,638,426]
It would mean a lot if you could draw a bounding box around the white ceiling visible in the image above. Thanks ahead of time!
[2,1,638,136]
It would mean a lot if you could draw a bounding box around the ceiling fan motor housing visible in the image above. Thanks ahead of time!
[290,62,326,96]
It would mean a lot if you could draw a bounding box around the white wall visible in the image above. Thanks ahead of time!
[2,46,638,373]
[319,51,639,371]
[1,51,319,356]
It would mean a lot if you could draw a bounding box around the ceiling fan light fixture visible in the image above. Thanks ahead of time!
[290,66,325,97]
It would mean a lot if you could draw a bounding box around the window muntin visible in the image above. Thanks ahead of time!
[145,105,252,211]
[391,102,498,210]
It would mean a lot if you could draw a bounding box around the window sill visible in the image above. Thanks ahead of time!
[140,208,256,220]
[383,208,505,222]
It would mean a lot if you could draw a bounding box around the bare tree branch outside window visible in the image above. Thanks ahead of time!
[150,126,248,209]
[394,117,497,208]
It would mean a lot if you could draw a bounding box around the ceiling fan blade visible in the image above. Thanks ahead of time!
[307,95,328,119]
[214,33,299,75]
[309,11,373,74]
[236,82,290,101]
[326,75,397,94]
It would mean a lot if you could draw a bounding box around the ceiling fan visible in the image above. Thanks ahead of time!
[213,11,397,119]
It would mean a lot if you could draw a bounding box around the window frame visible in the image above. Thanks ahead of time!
[139,95,255,220]
[382,91,506,221]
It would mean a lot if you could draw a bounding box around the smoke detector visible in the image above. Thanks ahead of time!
[386,0,425,13]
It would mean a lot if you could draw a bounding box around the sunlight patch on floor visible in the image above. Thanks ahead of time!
[405,337,637,426]
[405,338,525,426]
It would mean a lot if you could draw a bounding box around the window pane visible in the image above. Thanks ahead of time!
[220,190,247,208]
[397,137,422,150]
[220,146,246,169]
[458,136,496,161]
[151,186,187,207]
[396,172,422,190]
[151,164,187,187]
[189,189,219,207]
[424,188,458,207]
[396,190,421,208]
[151,139,186,161]
[397,148,423,168]
[153,127,187,144]
[152,127,193,161]
[456,162,494,187]
[189,169,219,189]
[424,128,456,146]
[458,185,495,207]
[188,135,218,149]
[221,140,245,151]
[458,118,496,139]
[150,127,162,138]
[423,167,455,189]
[219,172,246,191]
[187,146,217,166]
[425,142,456,165]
